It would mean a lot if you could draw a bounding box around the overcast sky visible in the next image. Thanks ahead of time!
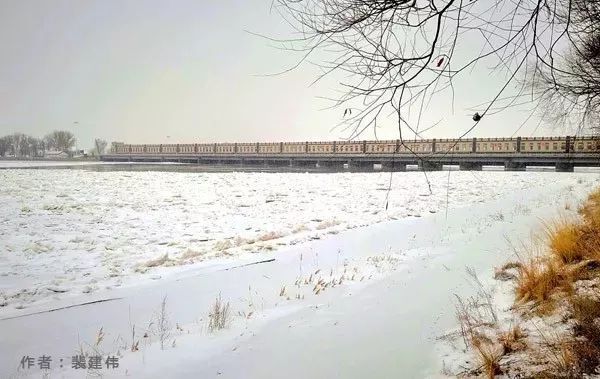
[0,0,569,149]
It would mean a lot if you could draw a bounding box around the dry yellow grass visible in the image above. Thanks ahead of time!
[514,258,574,308]
[457,190,600,378]
[568,295,600,372]
[570,294,600,325]
[579,190,600,226]
[458,188,600,377]
[514,188,600,311]
[471,339,503,379]
[511,188,600,374]
[545,220,583,264]
[498,324,526,354]
[547,340,579,377]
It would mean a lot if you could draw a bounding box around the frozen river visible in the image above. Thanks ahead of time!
[0,166,597,314]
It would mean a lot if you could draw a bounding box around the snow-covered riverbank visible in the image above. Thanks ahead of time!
[1,169,598,378]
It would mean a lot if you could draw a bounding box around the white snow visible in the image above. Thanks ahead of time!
[0,168,598,378]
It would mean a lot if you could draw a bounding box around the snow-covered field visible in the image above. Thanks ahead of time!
[0,167,599,378]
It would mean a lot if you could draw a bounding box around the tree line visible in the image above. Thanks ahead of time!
[0,131,107,158]
[0,130,75,158]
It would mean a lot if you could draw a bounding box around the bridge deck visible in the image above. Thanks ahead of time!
[101,152,600,172]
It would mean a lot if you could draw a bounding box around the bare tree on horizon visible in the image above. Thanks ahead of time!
[45,130,76,155]
[94,138,108,156]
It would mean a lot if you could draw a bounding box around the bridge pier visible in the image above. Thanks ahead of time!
[382,162,406,171]
[316,161,336,169]
[418,161,442,171]
[459,162,482,171]
[504,161,526,171]
[555,162,574,172]
[364,162,378,170]
[345,160,382,171]
[295,160,313,168]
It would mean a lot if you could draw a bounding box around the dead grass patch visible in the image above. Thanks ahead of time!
[514,190,600,313]
[473,341,503,379]
[292,224,309,233]
[545,340,579,378]
[214,240,233,251]
[135,253,173,272]
[208,293,231,333]
[315,220,340,230]
[257,231,285,242]
[514,258,575,311]
[498,324,527,354]
[145,253,171,267]
[579,190,600,226]
[568,294,600,373]
[545,220,584,264]
[460,188,600,377]
[180,249,203,260]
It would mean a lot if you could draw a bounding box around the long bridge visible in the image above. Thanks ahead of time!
[101,136,600,172]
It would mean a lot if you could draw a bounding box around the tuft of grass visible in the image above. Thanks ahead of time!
[95,327,105,346]
[545,221,583,264]
[472,339,503,379]
[514,258,574,310]
[570,294,600,326]
[568,295,600,373]
[498,324,526,354]
[208,293,231,333]
[579,190,600,226]
[542,336,599,378]
[547,340,579,378]
[130,324,139,352]
[155,296,171,350]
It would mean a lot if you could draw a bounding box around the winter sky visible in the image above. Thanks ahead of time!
[0,0,572,149]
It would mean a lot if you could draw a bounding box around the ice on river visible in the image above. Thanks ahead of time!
[0,169,594,312]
